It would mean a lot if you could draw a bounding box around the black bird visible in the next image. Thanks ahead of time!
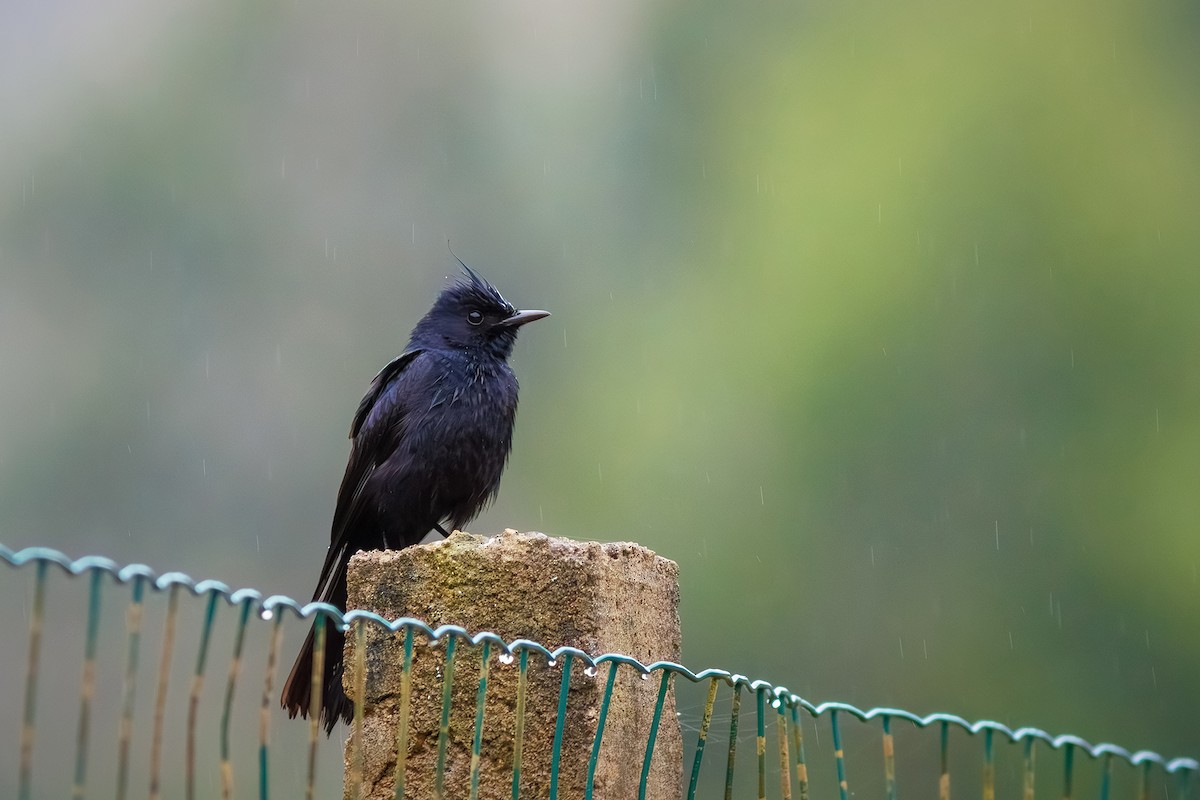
[281,266,548,733]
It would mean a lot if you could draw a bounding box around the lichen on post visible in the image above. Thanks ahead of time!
[342,529,683,800]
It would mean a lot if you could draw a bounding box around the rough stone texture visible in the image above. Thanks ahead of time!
[342,529,682,800]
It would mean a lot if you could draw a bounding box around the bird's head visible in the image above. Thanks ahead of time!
[412,265,550,359]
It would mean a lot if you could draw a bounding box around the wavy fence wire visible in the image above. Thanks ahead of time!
[0,544,1195,800]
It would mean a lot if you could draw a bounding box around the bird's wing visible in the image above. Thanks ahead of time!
[349,348,423,438]
[313,347,424,601]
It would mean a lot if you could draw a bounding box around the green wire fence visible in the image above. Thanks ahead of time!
[2,543,1195,799]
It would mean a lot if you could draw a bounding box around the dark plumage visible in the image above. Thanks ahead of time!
[280,266,548,733]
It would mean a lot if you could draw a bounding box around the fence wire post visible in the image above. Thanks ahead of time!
[72,568,104,799]
[832,709,849,800]
[883,714,897,800]
[18,559,49,800]
[117,574,148,800]
[150,584,181,800]
[687,677,720,800]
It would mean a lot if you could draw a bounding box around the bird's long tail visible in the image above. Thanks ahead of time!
[280,558,352,735]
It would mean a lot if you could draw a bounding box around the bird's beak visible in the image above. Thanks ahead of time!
[501,309,551,328]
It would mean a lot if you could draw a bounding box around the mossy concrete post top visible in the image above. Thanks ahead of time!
[344,529,683,800]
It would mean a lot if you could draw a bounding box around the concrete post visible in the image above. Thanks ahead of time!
[342,529,682,800]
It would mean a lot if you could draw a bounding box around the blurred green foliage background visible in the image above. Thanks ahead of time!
[1,0,1197,769]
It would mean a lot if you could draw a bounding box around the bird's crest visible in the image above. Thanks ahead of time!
[447,257,515,315]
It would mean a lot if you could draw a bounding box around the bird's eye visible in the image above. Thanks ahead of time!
[467,310,484,326]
